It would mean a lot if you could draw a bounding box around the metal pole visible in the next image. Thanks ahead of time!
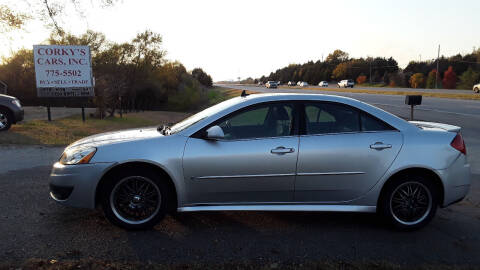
[435,45,440,89]
[410,105,414,121]
[81,107,85,123]
[47,106,51,122]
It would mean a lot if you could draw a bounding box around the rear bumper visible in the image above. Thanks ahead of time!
[438,154,471,207]
[49,162,114,209]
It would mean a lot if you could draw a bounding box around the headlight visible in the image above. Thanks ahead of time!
[59,147,97,165]
[11,99,21,108]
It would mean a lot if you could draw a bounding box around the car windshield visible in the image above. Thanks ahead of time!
[167,97,243,135]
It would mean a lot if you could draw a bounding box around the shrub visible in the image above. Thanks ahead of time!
[425,69,437,89]
[356,75,367,84]
[442,66,457,89]
[409,73,425,88]
[458,67,480,90]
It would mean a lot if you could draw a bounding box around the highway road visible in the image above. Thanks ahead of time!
[217,84,480,174]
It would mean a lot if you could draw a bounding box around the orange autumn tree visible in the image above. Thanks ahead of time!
[356,75,367,84]
[442,66,457,89]
[409,73,425,88]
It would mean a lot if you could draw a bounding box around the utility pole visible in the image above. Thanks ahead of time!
[435,45,440,89]
[369,58,372,84]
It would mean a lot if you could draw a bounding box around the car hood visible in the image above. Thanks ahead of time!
[67,127,162,149]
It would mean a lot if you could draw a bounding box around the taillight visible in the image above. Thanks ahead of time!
[450,133,466,155]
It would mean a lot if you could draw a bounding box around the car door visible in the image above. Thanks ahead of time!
[295,101,403,203]
[183,102,299,205]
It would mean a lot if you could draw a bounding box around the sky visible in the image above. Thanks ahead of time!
[1,0,479,81]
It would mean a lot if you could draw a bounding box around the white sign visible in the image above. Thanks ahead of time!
[33,45,94,97]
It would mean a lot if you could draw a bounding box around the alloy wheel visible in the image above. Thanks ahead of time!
[0,113,8,130]
[389,181,432,226]
[110,176,162,225]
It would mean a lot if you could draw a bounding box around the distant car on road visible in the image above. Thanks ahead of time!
[318,81,328,87]
[49,93,471,230]
[338,79,355,88]
[257,82,263,86]
[265,81,278,88]
[299,82,309,87]
[277,81,281,86]
[473,83,480,93]
[288,81,296,86]
[0,94,24,131]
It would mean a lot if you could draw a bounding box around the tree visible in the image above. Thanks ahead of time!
[325,49,349,63]
[442,66,457,89]
[409,73,425,88]
[458,67,480,90]
[356,75,367,84]
[191,68,213,87]
[0,1,117,35]
[425,69,437,89]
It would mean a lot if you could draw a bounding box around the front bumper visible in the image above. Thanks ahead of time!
[438,154,471,207]
[49,162,114,209]
[13,107,24,123]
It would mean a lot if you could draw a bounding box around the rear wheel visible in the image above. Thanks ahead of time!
[474,87,479,93]
[0,108,12,131]
[380,175,438,230]
[101,169,170,230]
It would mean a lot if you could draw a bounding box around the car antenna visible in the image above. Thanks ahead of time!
[241,90,249,97]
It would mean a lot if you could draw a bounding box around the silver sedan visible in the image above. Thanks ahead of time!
[49,93,470,230]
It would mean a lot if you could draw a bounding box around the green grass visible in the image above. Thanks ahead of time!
[0,112,186,146]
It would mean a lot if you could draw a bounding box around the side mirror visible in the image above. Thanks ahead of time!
[205,125,224,140]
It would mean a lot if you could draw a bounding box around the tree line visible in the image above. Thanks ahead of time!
[254,49,480,89]
[0,30,214,116]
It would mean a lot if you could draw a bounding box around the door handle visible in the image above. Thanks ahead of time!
[271,146,295,154]
[370,142,392,150]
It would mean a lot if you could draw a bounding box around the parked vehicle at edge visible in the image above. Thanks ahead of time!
[318,81,328,87]
[277,81,281,86]
[299,81,309,87]
[49,93,470,231]
[265,81,278,88]
[474,83,480,93]
[338,79,355,88]
[288,81,296,86]
[0,94,24,131]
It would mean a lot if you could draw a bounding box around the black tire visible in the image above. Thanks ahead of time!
[0,107,13,132]
[379,175,439,231]
[101,168,170,230]
[474,87,479,93]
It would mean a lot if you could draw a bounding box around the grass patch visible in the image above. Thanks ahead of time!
[0,88,247,146]
[0,111,188,146]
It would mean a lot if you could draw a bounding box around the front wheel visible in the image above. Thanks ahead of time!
[0,108,12,131]
[474,87,479,93]
[380,175,439,230]
[101,169,170,230]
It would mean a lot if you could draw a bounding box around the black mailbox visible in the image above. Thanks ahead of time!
[405,95,422,105]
